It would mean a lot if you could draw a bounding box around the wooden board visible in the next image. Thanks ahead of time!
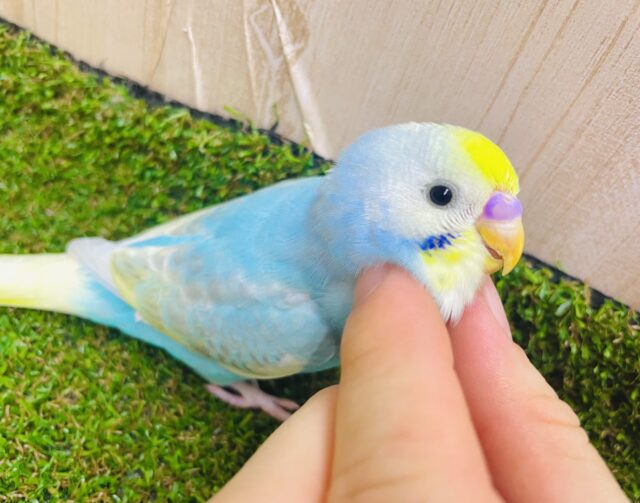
[1,0,639,309]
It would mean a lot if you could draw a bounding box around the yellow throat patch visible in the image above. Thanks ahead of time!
[419,230,479,291]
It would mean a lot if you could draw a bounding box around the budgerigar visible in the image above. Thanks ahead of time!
[0,123,524,420]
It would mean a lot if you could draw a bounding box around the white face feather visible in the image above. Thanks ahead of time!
[341,123,495,241]
[323,122,518,321]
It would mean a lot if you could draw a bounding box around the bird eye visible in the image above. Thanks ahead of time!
[428,184,454,207]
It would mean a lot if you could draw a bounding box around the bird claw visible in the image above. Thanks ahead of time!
[205,381,300,421]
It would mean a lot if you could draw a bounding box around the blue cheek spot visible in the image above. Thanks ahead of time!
[419,236,435,251]
[420,233,458,251]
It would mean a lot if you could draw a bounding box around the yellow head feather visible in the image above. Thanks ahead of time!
[448,126,519,195]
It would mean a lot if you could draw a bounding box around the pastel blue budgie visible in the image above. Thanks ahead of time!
[0,123,524,420]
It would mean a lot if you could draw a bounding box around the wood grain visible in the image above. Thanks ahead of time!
[1,0,639,308]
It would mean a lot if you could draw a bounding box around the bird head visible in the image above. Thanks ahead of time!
[323,122,524,320]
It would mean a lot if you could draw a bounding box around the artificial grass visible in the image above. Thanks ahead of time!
[0,22,638,502]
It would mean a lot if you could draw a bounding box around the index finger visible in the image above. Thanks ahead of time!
[329,265,501,502]
[449,279,628,503]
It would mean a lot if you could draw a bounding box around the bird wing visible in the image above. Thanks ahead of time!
[70,179,339,380]
[107,237,337,379]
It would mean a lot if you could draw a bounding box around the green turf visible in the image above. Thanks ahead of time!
[0,23,638,502]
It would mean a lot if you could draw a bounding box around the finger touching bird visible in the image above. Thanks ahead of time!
[0,123,523,419]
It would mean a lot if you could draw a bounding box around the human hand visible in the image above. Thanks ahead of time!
[211,265,627,502]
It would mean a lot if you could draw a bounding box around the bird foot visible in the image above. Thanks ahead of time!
[205,381,300,421]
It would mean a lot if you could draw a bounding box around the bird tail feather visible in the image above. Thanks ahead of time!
[0,254,88,316]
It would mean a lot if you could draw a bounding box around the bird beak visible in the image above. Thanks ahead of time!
[475,192,524,275]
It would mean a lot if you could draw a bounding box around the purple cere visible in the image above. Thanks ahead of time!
[482,192,523,221]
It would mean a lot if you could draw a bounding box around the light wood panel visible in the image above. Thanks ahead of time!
[1,0,639,308]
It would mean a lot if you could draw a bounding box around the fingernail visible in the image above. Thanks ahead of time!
[480,278,512,338]
[353,264,392,306]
